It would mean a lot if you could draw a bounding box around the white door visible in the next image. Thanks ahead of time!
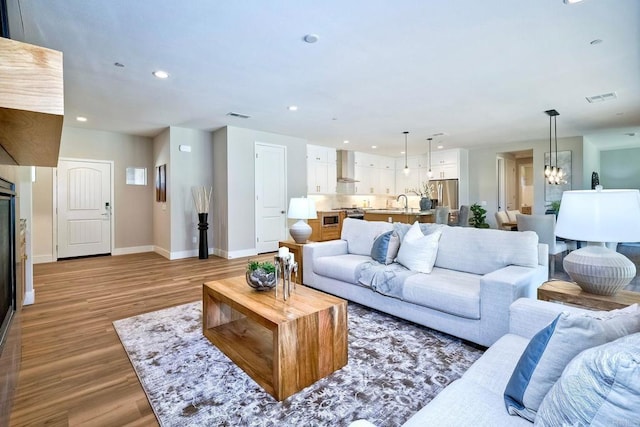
[255,143,287,253]
[57,160,112,258]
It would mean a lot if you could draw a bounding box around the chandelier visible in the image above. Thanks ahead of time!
[544,109,564,185]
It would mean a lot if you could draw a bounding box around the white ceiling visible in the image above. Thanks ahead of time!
[8,0,640,156]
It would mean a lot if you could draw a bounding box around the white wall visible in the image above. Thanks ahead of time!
[469,136,583,227]
[582,137,600,190]
[153,128,171,257]
[168,127,215,257]
[213,126,307,258]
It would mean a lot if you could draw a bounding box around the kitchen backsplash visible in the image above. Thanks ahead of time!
[309,194,426,211]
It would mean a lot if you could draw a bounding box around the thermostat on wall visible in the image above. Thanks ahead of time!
[179,145,192,152]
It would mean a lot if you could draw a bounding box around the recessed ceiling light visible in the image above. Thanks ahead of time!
[437,145,444,149]
[563,0,584,4]
[343,140,349,144]
[400,151,405,154]
[152,70,170,79]
[76,116,87,122]
[371,146,377,149]
[288,105,298,111]
[303,34,319,43]
[590,39,603,45]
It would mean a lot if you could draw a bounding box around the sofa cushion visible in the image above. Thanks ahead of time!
[535,332,640,427]
[504,304,640,422]
[507,210,521,222]
[403,380,532,427]
[396,222,442,274]
[370,231,400,265]
[402,268,480,319]
[313,254,372,285]
[435,226,539,275]
[341,218,393,256]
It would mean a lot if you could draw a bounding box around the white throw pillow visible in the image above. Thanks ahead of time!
[396,222,442,273]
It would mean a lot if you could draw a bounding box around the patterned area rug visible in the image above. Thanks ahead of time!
[114,301,483,427]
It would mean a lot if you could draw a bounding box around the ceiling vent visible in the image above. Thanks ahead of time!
[226,112,251,119]
[585,92,617,103]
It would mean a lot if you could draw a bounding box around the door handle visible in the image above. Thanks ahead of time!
[281,210,285,214]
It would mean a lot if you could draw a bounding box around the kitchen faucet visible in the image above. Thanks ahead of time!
[397,194,408,211]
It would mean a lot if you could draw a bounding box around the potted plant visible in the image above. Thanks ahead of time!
[469,203,490,228]
[246,260,277,291]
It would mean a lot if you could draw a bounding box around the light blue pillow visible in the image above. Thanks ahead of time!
[504,305,640,422]
[370,231,400,265]
[535,332,640,427]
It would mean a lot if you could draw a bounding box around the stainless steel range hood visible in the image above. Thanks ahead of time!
[336,150,359,183]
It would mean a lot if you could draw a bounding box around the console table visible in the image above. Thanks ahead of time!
[538,280,640,311]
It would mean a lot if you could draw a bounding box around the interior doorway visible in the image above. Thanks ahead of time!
[497,150,533,213]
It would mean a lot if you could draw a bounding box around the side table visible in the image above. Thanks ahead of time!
[538,280,640,311]
[278,240,313,284]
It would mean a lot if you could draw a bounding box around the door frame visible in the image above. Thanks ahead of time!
[54,157,115,260]
[254,142,288,254]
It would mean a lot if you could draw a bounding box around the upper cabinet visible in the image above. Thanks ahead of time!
[307,145,337,194]
[0,38,64,166]
[429,149,459,179]
[354,152,395,195]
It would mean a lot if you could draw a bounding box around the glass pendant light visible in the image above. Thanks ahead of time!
[544,109,560,185]
[403,131,410,175]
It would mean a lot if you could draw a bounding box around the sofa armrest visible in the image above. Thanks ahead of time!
[478,264,548,346]
[538,243,549,267]
[303,240,348,285]
[509,297,590,339]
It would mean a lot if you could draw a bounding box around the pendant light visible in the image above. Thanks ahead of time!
[544,109,561,185]
[403,131,410,175]
[427,137,434,179]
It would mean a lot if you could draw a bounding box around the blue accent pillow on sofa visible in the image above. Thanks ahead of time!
[504,304,640,422]
[370,231,400,265]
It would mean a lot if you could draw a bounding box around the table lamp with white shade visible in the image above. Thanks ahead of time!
[287,197,317,243]
[555,186,640,295]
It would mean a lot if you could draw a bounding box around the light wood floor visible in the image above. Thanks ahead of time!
[10,251,272,427]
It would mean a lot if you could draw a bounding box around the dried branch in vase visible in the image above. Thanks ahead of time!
[191,186,212,214]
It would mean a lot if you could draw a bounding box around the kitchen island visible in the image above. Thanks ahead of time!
[363,209,435,224]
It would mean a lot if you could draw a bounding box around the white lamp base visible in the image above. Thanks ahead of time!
[289,220,312,244]
[562,246,636,296]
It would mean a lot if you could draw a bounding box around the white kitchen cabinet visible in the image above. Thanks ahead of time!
[429,149,460,179]
[355,153,396,194]
[307,145,337,194]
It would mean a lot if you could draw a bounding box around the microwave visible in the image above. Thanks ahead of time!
[322,213,340,227]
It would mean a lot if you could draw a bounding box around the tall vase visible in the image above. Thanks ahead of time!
[198,213,208,259]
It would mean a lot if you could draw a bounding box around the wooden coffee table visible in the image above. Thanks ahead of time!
[202,276,348,401]
[538,280,640,311]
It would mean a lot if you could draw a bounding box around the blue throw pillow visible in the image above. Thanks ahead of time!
[370,231,400,265]
[503,305,640,422]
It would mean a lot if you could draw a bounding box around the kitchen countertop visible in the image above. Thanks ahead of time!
[365,209,434,215]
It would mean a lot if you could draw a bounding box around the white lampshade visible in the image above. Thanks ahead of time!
[555,187,640,295]
[555,188,640,242]
[287,197,317,220]
[287,198,317,243]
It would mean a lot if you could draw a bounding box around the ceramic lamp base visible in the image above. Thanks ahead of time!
[563,246,636,296]
[289,220,311,244]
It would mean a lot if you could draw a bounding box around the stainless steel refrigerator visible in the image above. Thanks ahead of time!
[430,179,459,209]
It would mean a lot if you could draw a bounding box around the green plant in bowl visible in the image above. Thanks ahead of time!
[469,203,490,228]
[246,260,277,290]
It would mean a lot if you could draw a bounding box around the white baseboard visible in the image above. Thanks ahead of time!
[169,249,199,260]
[33,254,55,264]
[112,245,154,256]
[212,248,228,258]
[226,248,258,259]
[23,290,35,306]
[153,246,171,260]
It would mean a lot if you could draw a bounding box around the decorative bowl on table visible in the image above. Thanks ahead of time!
[246,261,277,291]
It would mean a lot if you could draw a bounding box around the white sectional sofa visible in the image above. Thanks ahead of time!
[351,298,640,426]
[303,218,549,347]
